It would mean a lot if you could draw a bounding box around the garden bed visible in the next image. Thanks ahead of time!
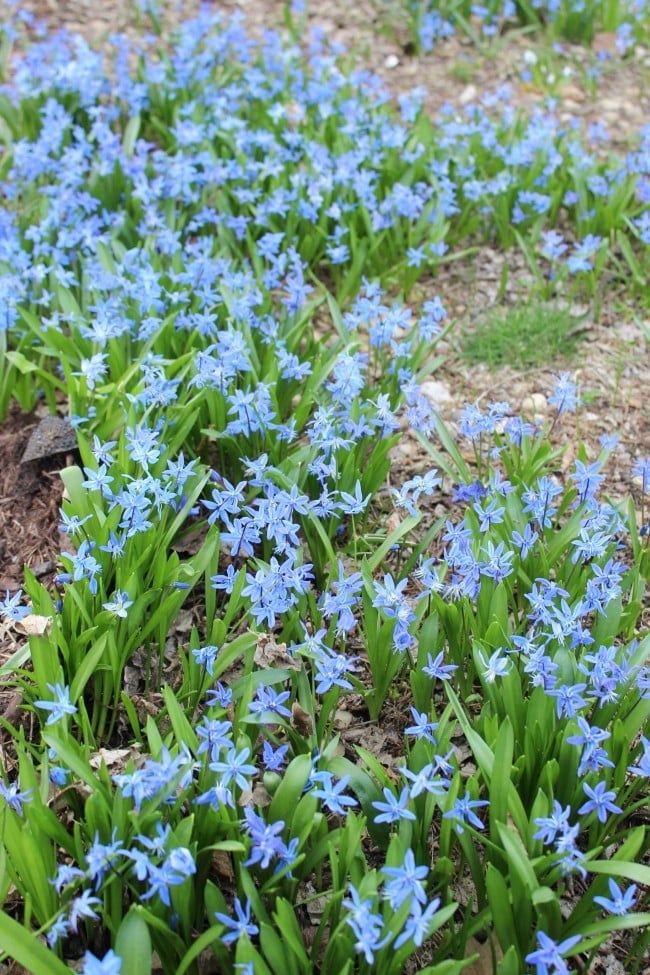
[0,3,649,975]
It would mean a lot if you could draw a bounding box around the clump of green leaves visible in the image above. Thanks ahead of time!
[377,0,648,54]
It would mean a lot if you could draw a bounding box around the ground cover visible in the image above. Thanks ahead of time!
[0,2,648,974]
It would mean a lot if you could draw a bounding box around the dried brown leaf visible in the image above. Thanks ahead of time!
[239,783,272,807]
[290,701,313,737]
[14,614,52,636]
[254,632,302,671]
[464,936,503,975]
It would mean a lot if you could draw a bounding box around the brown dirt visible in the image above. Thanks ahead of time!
[0,404,70,606]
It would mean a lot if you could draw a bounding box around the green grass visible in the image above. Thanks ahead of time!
[460,300,585,369]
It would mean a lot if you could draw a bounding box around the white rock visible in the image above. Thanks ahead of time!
[521,392,548,415]
[459,84,478,105]
[420,379,455,407]
[384,54,399,69]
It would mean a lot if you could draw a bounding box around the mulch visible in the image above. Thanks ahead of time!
[0,405,73,658]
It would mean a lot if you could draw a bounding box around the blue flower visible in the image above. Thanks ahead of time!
[525,931,581,975]
[422,650,457,682]
[0,589,31,622]
[371,573,409,618]
[310,771,358,815]
[533,801,572,846]
[102,590,133,618]
[210,745,256,791]
[214,896,259,946]
[443,791,489,834]
[338,480,371,515]
[248,684,292,721]
[81,949,122,975]
[243,808,287,870]
[34,682,78,726]
[594,877,637,915]
[192,644,219,675]
[632,456,650,493]
[372,786,416,824]
[394,897,441,949]
[477,648,512,683]
[261,740,288,772]
[577,781,622,823]
[68,890,102,932]
[86,830,125,888]
[548,372,581,414]
[0,779,33,816]
[381,849,428,911]
[343,885,389,964]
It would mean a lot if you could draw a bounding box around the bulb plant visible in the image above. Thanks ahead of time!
[0,4,648,975]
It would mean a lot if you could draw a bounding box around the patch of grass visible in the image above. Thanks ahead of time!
[451,56,479,83]
[460,301,584,369]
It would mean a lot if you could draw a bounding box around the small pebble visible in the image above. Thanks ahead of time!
[521,392,548,415]
[420,379,455,408]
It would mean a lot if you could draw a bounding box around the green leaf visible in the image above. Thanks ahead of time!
[0,844,9,904]
[176,923,230,975]
[486,863,518,957]
[115,907,152,975]
[4,351,38,374]
[327,755,389,847]
[42,732,110,807]
[497,945,522,975]
[70,633,109,702]
[573,913,650,952]
[365,514,420,574]
[0,640,32,676]
[0,911,71,975]
[416,413,472,482]
[162,684,198,753]
[122,114,141,156]
[272,900,309,967]
[587,860,650,887]
[0,812,57,923]
[445,684,528,838]
[259,921,294,975]
[59,466,92,516]
[269,753,313,824]
[201,840,246,854]
[489,716,513,835]
[496,823,539,895]
[128,904,187,958]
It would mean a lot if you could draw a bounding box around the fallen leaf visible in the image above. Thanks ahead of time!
[464,936,503,975]
[592,31,618,55]
[239,783,272,807]
[300,881,332,924]
[333,708,353,730]
[254,633,302,671]
[89,746,137,772]
[14,614,52,636]
[291,701,313,737]
[211,849,235,884]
